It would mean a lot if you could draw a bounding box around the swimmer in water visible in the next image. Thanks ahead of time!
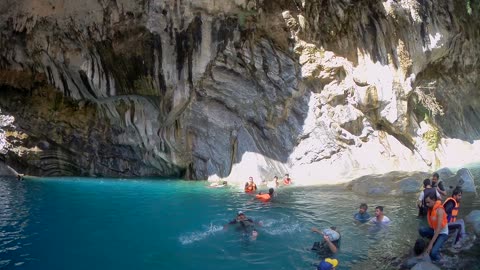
[224,211,260,240]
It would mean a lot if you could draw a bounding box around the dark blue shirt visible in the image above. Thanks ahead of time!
[354,212,371,223]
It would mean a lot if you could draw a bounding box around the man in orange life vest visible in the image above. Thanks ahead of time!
[443,187,466,248]
[418,192,449,262]
[283,173,292,185]
[255,188,274,202]
[244,177,257,192]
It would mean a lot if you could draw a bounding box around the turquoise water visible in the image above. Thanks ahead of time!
[1,167,480,270]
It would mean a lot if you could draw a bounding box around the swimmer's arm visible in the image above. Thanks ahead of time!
[324,235,337,253]
[311,227,321,234]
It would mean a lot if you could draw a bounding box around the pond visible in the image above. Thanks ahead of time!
[1,166,479,269]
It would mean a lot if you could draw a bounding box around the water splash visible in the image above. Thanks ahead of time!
[178,223,223,245]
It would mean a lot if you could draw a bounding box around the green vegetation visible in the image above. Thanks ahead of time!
[423,114,441,151]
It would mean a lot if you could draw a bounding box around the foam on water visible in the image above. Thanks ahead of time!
[179,223,223,245]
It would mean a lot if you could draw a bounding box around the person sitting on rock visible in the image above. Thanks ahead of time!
[418,192,449,263]
[354,203,371,223]
[244,177,257,192]
[443,187,466,248]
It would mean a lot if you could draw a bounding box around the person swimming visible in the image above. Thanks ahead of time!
[224,211,260,239]
[354,203,371,223]
[311,226,341,257]
[255,188,274,202]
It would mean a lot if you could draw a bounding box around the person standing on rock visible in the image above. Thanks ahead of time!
[443,187,466,248]
[417,179,440,217]
[419,192,449,263]
[431,172,447,198]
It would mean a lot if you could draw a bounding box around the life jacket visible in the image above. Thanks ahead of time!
[427,200,448,230]
[442,197,460,223]
[245,183,256,192]
[255,193,271,202]
[283,178,291,185]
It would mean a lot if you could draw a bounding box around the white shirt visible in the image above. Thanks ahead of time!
[418,190,441,201]
[370,216,391,224]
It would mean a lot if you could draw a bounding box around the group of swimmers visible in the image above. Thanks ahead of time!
[222,171,468,269]
[244,174,292,202]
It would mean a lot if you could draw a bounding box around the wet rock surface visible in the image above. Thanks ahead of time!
[0,1,480,182]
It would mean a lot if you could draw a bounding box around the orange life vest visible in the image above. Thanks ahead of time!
[442,197,460,223]
[255,193,271,202]
[283,178,291,185]
[427,200,448,230]
[245,183,256,192]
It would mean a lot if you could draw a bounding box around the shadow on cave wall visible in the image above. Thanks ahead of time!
[0,0,479,178]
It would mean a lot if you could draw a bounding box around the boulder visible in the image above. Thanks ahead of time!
[435,167,454,180]
[465,210,480,235]
[0,161,18,176]
[348,171,429,196]
[442,168,476,193]
[411,262,440,270]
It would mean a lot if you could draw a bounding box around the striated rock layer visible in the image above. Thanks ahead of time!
[0,0,479,183]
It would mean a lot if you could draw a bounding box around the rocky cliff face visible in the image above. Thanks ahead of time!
[0,0,479,183]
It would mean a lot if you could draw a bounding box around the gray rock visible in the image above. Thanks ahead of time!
[0,0,479,183]
[435,167,455,181]
[465,210,480,235]
[442,168,477,193]
[0,161,19,176]
[411,261,440,270]
[348,171,429,196]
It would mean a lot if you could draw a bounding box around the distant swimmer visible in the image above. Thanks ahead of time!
[244,177,257,193]
[354,203,371,223]
[255,188,274,202]
[311,226,340,256]
[267,176,279,188]
[283,173,292,185]
[209,181,228,188]
[370,206,391,225]
[224,211,260,240]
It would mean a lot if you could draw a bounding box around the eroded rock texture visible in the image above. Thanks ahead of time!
[0,0,479,182]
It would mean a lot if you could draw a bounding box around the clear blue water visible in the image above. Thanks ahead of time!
[1,166,480,270]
